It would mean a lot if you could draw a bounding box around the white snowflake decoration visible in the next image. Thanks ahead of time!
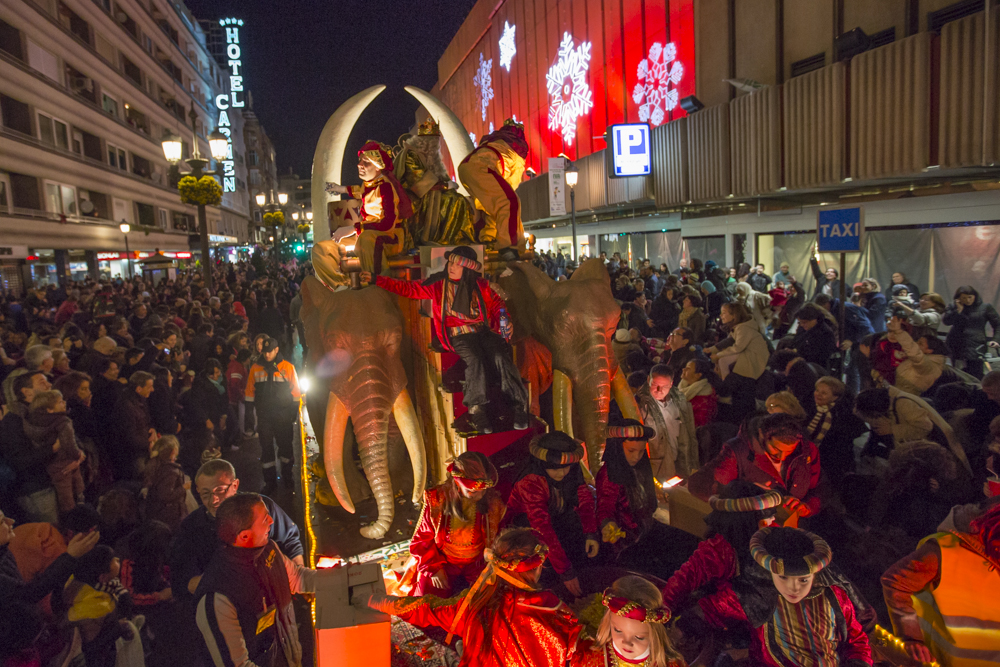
[469,131,477,144]
[632,42,684,126]
[546,32,594,145]
[489,122,494,133]
[499,21,516,72]
[473,53,494,121]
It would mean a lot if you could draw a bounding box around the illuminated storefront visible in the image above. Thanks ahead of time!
[434,0,695,174]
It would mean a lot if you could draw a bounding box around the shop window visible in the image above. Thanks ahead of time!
[1,94,32,135]
[102,93,118,117]
[37,113,70,150]
[0,18,23,61]
[44,181,77,216]
[107,143,127,170]
[26,39,59,82]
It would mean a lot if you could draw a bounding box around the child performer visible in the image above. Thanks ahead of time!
[504,431,599,598]
[596,421,700,579]
[595,575,686,667]
[406,451,506,596]
[367,528,595,667]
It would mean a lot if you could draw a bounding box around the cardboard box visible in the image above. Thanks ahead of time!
[315,562,391,667]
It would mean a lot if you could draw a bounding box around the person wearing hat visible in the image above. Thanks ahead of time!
[596,420,700,578]
[367,528,596,667]
[457,118,529,259]
[364,245,530,434]
[400,451,506,597]
[503,432,598,598]
[244,337,301,492]
[325,140,414,277]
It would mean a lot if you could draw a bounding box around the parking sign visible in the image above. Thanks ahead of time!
[609,123,652,177]
[817,206,864,253]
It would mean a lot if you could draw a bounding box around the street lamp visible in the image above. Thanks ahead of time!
[255,188,289,264]
[161,105,228,290]
[292,212,299,221]
[306,211,313,221]
[565,161,579,262]
[119,221,132,279]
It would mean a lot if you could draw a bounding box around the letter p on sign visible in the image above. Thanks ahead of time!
[817,206,864,253]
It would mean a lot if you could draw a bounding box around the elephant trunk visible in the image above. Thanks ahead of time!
[341,350,396,539]
[564,330,614,472]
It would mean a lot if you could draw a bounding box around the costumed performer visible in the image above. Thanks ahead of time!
[688,412,821,526]
[503,431,599,599]
[596,420,700,579]
[394,118,476,247]
[457,118,528,259]
[325,140,413,276]
[404,451,506,597]
[661,481,876,641]
[591,575,686,667]
[881,501,1000,666]
[363,245,529,434]
[366,527,598,667]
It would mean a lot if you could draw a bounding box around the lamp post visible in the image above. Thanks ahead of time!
[565,161,579,262]
[119,222,132,279]
[255,189,288,263]
[161,105,229,290]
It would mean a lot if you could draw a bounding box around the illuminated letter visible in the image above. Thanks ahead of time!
[215,94,229,110]
[224,177,235,192]
[230,91,245,108]
[226,43,240,60]
[230,76,243,91]
[228,60,242,76]
[225,27,239,44]
[218,110,231,127]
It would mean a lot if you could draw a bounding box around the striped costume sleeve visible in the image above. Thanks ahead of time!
[196,592,260,667]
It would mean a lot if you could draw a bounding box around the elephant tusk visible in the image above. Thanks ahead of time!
[553,370,574,438]
[323,391,355,514]
[612,367,641,421]
[392,389,427,504]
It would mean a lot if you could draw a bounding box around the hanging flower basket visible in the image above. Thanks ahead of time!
[263,211,285,227]
[178,175,223,206]
[297,223,311,234]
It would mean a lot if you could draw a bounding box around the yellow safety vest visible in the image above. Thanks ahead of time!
[912,532,1000,667]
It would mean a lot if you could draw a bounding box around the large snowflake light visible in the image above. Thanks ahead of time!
[499,21,516,72]
[546,32,593,145]
[632,42,684,126]
[473,53,494,121]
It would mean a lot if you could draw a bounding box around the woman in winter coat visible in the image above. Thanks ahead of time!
[650,286,682,335]
[678,358,720,427]
[707,302,770,424]
[677,294,706,344]
[732,282,772,336]
[887,318,947,396]
[892,292,947,332]
[942,285,1000,380]
[806,377,868,484]
[860,278,887,333]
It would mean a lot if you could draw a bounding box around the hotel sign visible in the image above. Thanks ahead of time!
[215,18,245,193]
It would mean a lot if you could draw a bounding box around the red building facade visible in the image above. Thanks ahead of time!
[432,0,695,175]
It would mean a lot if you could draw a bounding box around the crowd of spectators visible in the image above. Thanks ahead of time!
[0,256,309,665]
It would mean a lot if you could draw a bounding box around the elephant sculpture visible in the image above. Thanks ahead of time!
[498,258,639,470]
[300,275,427,539]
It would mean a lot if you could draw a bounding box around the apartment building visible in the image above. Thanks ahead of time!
[0,0,253,290]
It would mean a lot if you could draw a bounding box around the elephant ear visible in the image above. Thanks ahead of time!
[498,262,553,339]
[569,257,610,283]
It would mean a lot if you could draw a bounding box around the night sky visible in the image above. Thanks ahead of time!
[182,0,478,183]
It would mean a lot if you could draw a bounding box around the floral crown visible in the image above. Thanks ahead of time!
[485,542,549,572]
[504,117,524,131]
[606,425,649,440]
[602,590,671,624]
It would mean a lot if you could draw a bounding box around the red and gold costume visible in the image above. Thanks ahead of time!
[373,273,506,353]
[458,119,528,253]
[407,484,506,596]
[662,532,872,667]
[346,141,413,275]
[882,522,1000,667]
[370,543,598,667]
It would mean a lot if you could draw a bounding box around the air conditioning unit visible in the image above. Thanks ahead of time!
[115,11,128,23]
[70,76,92,91]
